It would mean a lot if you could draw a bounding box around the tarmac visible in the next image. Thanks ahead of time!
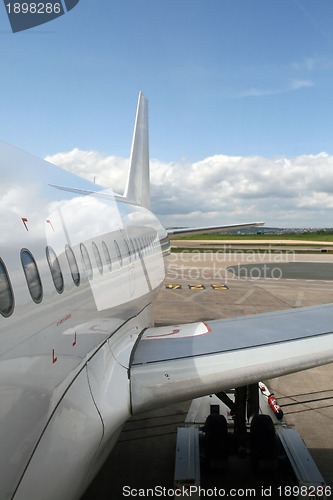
[82,248,333,498]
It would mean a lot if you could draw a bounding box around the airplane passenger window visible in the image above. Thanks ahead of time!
[80,243,93,280]
[46,246,64,294]
[114,240,122,267]
[134,238,139,255]
[129,239,135,259]
[102,241,112,271]
[92,242,103,275]
[0,258,14,317]
[65,245,80,286]
[124,239,131,263]
[21,249,43,303]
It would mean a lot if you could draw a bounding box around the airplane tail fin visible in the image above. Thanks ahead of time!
[124,92,150,209]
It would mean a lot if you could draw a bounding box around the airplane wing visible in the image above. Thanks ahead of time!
[130,303,333,414]
[168,221,264,238]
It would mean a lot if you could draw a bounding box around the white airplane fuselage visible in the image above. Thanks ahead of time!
[0,140,169,499]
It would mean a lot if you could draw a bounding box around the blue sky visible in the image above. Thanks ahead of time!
[1,0,333,227]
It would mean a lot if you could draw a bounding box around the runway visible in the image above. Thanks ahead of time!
[171,238,333,253]
[227,262,333,280]
[82,250,333,498]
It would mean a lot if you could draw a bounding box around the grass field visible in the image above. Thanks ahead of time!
[171,231,333,243]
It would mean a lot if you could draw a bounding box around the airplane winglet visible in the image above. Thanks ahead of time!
[124,92,150,209]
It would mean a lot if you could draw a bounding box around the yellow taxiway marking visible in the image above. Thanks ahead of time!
[211,284,229,290]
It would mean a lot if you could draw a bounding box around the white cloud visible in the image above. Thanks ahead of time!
[289,79,314,90]
[45,149,129,194]
[45,149,333,228]
[237,87,282,98]
[237,79,314,98]
[290,56,333,72]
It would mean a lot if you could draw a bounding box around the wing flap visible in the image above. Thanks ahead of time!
[130,304,333,414]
